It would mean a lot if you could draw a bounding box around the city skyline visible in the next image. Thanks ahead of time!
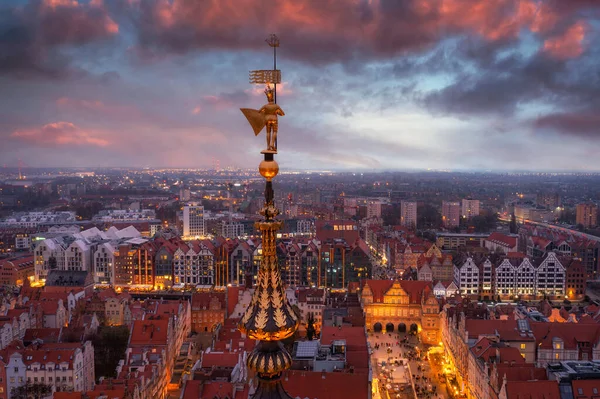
[1,0,600,171]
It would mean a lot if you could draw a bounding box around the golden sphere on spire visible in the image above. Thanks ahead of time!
[259,159,279,181]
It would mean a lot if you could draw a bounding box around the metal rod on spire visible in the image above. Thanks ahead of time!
[266,34,280,104]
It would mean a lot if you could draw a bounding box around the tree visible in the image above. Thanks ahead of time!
[92,325,130,378]
[509,213,518,234]
[559,208,576,224]
[417,204,442,230]
[306,314,316,341]
[12,382,53,399]
[470,211,498,233]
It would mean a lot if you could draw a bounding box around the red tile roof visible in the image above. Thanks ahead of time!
[129,319,169,346]
[227,286,242,316]
[53,390,125,399]
[465,319,534,341]
[572,380,600,398]
[496,365,547,382]
[201,352,239,368]
[504,380,560,399]
[320,326,367,351]
[24,328,61,343]
[345,350,369,373]
[20,348,77,367]
[363,280,433,304]
[497,347,526,364]
[183,380,249,399]
[284,370,369,399]
[487,233,517,248]
[530,322,600,349]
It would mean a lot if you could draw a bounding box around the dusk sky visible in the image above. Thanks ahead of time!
[1,0,599,171]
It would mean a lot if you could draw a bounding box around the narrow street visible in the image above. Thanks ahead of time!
[368,330,448,399]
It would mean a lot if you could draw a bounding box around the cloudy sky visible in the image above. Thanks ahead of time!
[1,0,599,171]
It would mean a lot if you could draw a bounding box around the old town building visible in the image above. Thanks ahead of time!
[0,255,34,286]
[360,280,440,344]
[191,292,226,333]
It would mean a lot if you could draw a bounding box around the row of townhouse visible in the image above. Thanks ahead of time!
[84,289,133,326]
[518,223,600,278]
[415,246,454,282]
[452,251,583,299]
[115,299,191,399]
[0,297,77,352]
[467,335,559,399]
[35,226,372,289]
[33,226,143,283]
[441,306,600,399]
[0,340,95,399]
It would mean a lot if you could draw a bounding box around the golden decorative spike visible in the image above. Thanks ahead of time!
[238,33,297,399]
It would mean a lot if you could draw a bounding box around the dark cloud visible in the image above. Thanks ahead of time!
[534,112,600,137]
[420,34,600,119]
[1,0,600,170]
[133,0,599,65]
[0,0,118,78]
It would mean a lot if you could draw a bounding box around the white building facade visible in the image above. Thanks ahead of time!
[462,199,480,219]
[183,204,205,238]
[400,201,417,229]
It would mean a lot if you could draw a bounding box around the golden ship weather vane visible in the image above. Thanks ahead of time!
[238,34,299,399]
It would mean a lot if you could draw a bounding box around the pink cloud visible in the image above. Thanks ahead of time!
[11,122,110,147]
[137,0,591,64]
[56,97,140,118]
[543,21,587,60]
[39,0,119,46]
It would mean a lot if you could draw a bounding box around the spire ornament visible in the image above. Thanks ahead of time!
[239,34,298,399]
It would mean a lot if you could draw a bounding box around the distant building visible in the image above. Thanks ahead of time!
[296,218,315,235]
[400,201,417,229]
[315,220,359,242]
[221,221,245,238]
[366,200,382,219]
[0,211,76,228]
[576,203,598,228]
[514,205,555,223]
[319,238,371,288]
[442,201,460,228]
[343,198,358,217]
[15,233,31,250]
[485,232,518,254]
[436,232,488,251]
[179,187,191,201]
[93,209,156,222]
[183,203,205,238]
[462,199,480,219]
[536,193,561,209]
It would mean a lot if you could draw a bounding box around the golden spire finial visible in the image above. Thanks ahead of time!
[238,34,298,399]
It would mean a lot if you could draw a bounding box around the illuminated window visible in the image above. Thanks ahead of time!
[520,344,526,349]
[555,353,560,360]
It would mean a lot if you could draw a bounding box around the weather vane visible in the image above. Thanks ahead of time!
[238,35,298,399]
[241,34,285,153]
